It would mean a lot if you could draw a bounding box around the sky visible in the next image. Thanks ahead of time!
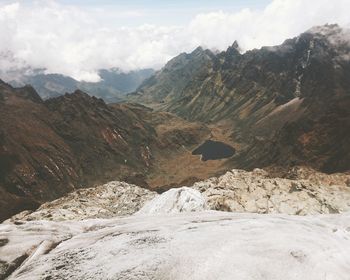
[56,0,271,26]
[0,0,350,81]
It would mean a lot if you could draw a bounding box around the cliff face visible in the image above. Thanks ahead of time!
[132,24,350,172]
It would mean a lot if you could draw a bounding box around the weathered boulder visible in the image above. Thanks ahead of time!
[192,168,350,215]
[6,181,157,223]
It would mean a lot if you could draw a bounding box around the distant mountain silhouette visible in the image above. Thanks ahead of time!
[8,68,154,102]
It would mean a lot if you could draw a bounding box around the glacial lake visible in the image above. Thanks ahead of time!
[192,140,235,161]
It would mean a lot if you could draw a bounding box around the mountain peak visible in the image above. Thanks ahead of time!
[226,40,241,56]
[0,79,12,89]
[190,46,215,58]
[72,89,90,97]
[191,46,204,54]
[231,40,240,50]
[307,23,342,36]
[304,23,350,49]
[57,89,107,107]
[15,85,43,103]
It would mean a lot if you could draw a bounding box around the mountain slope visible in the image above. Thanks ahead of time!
[133,25,350,122]
[0,81,210,221]
[129,47,216,106]
[131,24,350,172]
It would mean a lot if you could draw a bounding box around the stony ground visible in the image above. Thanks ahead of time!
[7,181,157,223]
[1,167,350,279]
[192,167,350,215]
[8,167,350,224]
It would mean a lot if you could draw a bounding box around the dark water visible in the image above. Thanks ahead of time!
[192,140,235,161]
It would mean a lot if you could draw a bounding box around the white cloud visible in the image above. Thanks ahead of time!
[0,0,349,82]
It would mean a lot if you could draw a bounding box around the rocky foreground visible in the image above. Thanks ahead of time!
[7,167,350,223]
[193,167,350,215]
[1,167,350,279]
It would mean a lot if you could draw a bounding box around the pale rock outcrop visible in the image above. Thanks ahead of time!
[6,181,157,223]
[6,167,350,225]
[284,166,350,187]
[192,168,350,215]
[1,167,350,279]
[137,187,207,215]
[1,212,350,279]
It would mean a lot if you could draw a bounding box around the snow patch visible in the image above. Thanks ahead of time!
[137,187,208,215]
[295,39,314,97]
[1,212,350,279]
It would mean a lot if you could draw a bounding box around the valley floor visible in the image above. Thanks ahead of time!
[147,122,239,190]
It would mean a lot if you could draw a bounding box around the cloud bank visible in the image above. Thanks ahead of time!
[0,0,350,81]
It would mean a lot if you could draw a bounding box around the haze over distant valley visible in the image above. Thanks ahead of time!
[1,0,350,81]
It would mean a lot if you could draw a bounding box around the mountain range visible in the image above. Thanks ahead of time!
[0,81,211,220]
[130,24,350,173]
[0,24,350,221]
[7,68,154,102]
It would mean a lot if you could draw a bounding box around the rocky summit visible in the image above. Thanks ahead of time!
[193,167,350,215]
[1,167,350,279]
[5,166,350,225]
[7,181,157,223]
